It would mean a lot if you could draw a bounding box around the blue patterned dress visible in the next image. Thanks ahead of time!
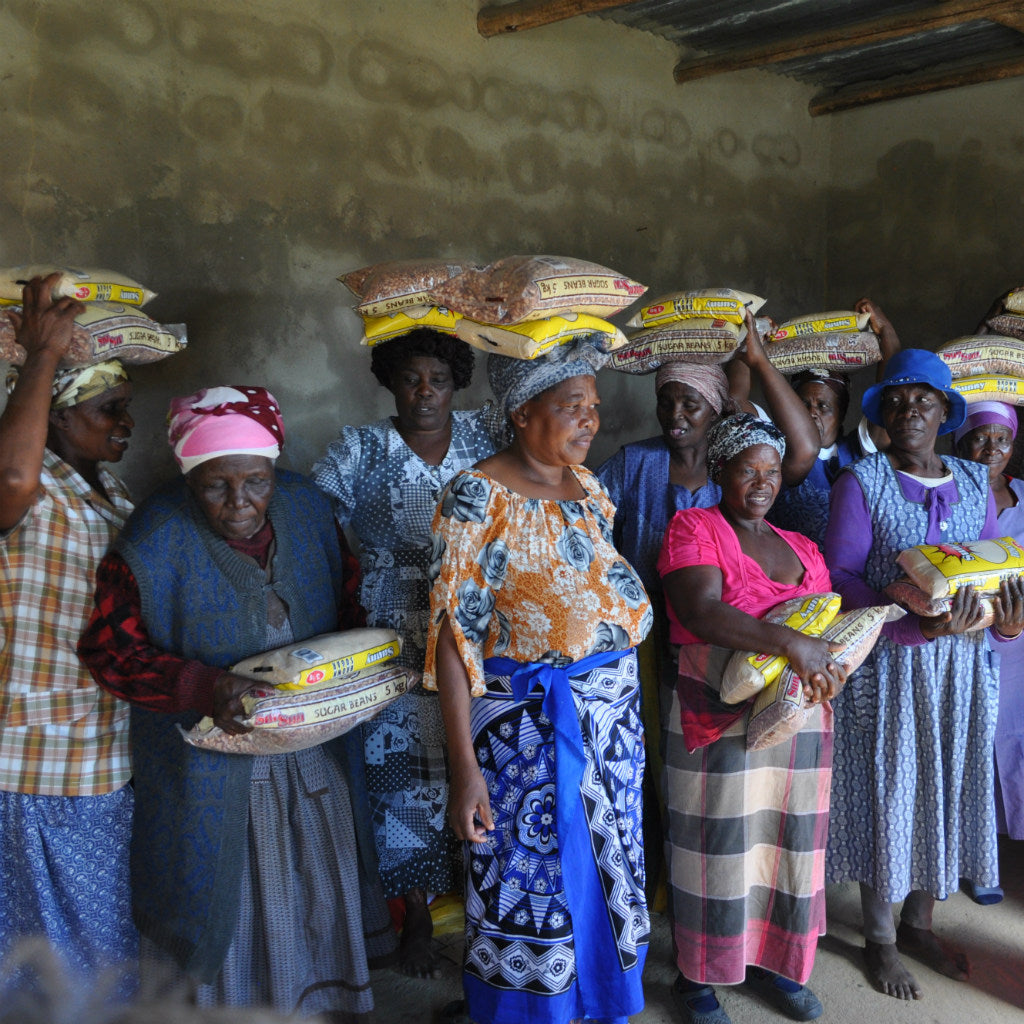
[825,453,1003,900]
[312,410,496,898]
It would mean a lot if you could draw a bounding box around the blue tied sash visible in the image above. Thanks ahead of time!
[482,649,643,1023]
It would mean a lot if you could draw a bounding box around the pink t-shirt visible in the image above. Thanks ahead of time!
[657,504,832,646]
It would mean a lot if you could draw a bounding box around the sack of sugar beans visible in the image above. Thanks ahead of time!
[625,288,765,330]
[896,537,1024,599]
[610,319,745,373]
[0,265,156,307]
[433,254,646,325]
[179,628,410,754]
[937,335,1024,379]
[0,301,186,366]
[766,331,881,374]
[884,577,994,631]
[456,311,627,361]
[746,604,897,751]
[340,258,480,318]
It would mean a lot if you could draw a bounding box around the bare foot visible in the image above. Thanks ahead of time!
[864,940,923,1000]
[896,921,969,981]
[399,887,440,978]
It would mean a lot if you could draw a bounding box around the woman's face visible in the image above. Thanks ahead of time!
[512,374,600,467]
[390,355,455,433]
[187,454,275,541]
[799,381,842,448]
[50,382,134,466]
[719,443,782,522]
[880,383,948,455]
[958,423,1014,484]
[656,381,717,454]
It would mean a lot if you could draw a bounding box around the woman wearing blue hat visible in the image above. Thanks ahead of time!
[824,348,1024,1002]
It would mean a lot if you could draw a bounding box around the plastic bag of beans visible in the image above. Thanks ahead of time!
[625,288,765,329]
[456,311,627,361]
[0,302,186,366]
[340,259,480,318]
[610,320,745,373]
[433,255,646,325]
[0,265,156,306]
[896,537,1024,599]
[720,593,840,704]
[765,331,880,374]
[937,335,1024,379]
[985,313,1024,341]
[883,577,994,631]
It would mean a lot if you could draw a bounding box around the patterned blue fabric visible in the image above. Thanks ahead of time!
[462,651,648,1024]
[826,453,1000,900]
[596,436,721,595]
[0,787,137,1001]
[313,411,496,896]
[769,431,861,550]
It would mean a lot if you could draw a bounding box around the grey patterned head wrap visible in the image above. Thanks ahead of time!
[486,339,609,446]
[705,412,786,483]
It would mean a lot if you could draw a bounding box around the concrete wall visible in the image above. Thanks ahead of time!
[0,0,831,493]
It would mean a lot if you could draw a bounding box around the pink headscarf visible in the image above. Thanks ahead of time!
[168,385,284,474]
[953,400,1018,445]
[654,362,733,415]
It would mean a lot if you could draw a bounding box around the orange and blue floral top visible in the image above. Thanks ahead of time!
[423,466,652,696]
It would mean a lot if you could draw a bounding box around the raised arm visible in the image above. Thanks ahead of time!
[0,275,84,530]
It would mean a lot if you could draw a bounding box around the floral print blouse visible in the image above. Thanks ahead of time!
[423,466,653,696]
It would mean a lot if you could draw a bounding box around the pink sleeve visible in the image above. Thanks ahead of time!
[657,508,722,578]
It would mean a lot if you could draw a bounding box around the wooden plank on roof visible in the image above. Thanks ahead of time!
[808,53,1024,115]
[478,0,640,38]
[673,0,1022,82]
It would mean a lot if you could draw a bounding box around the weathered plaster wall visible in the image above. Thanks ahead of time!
[0,0,828,492]
[824,77,1024,350]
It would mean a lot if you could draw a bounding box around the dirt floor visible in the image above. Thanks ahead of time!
[372,836,1024,1024]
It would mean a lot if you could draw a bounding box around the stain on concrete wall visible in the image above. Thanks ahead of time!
[0,0,830,493]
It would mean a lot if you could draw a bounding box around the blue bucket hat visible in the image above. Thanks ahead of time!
[861,348,966,435]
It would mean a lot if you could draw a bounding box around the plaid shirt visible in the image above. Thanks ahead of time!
[0,449,133,795]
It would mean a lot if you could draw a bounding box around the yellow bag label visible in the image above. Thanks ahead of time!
[746,592,841,686]
[770,311,870,341]
[456,312,625,360]
[951,375,1024,406]
[0,265,156,306]
[626,288,765,329]
[275,639,402,691]
[361,305,461,346]
[897,537,1024,599]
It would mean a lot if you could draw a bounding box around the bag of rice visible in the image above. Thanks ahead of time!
[765,331,880,374]
[896,536,1024,599]
[883,577,995,631]
[433,255,646,325]
[769,310,871,341]
[179,663,415,755]
[610,320,745,374]
[455,311,626,361]
[625,288,765,330]
[951,375,1024,406]
[937,335,1024,379]
[340,259,480,318]
[720,593,840,704]
[746,604,895,750]
[0,302,186,366]
[985,313,1024,341]
[227,628,402,691]
[0,265,156,306]
[1005,288,1024,315]
[361,305,462,346]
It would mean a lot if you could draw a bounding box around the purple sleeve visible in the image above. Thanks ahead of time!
[824,470,928,646]
[981,487,1022,645]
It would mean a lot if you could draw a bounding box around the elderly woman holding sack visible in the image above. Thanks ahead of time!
[313,328,496,977]
[78,387,396,1020]
[824,350,1024,1002]
[0,276,136,998]
[954,401,1024,887]
[426,341,652,1024]
[657,413,844,1024]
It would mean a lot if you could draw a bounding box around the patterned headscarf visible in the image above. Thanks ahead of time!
[486,339,609,446]
[168,385,284,475]
[6,359,129,409]
[790,368,851,422]
[705,412,786,483]
[654,362,734,415]
[953,400,1019,445]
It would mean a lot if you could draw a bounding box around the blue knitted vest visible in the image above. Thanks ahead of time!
[115,470,345,981]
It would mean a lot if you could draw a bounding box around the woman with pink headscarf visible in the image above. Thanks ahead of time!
[79,386,396,1021]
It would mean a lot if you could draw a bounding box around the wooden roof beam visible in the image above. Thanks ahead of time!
[478,0,641,38]
[809,53,1024,115]
[673,0,1022,82]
